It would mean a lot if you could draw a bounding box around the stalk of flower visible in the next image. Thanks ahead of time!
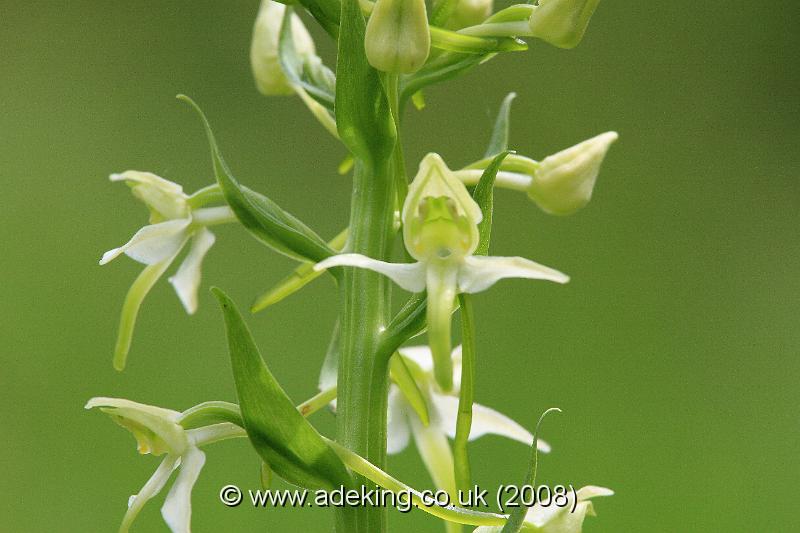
[99,172,236,371]
[457,131,619,215]
[85,398,244,533]
[314,154,569,391]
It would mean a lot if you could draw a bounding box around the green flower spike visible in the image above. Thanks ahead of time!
[99,172,235,370]
[315,154,568,391]
[86,397,241,533]
[365,0,431,73]
[528,0,602,49]
[250,0,316,96]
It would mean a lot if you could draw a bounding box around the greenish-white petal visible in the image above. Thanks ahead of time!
[161,447,206,533]
[386,387,411,454]
[525,485,613,532]
[100,219,191,266]
[314,254,427,293]
[426,262,459,392]
[120,454,180,533]
[112,254,180,371]
[111,171,189,221]
[251,0,316,96]
[458,255,569,294]
[168,228,216,315]
[86,397,187,455]
[432,394,551,453]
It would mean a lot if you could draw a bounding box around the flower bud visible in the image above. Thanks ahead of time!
[528,0,601,49]
[365,0,431,74]
[528,131,617,215]
[447,0,493,30]
[250,0,315,96]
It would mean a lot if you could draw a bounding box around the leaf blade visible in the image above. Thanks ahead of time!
[213,287,352,491]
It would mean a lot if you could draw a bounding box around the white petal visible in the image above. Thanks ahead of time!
[577,486,614,500]
[120,455,180,533]
[386,387,411,455]
[433,394,551,453]
[100,219,191,266]
[161,448,206,533]
[314,254,426,293]
[168,228,216,314]
[409,415,456,497]
[457,255,569,294]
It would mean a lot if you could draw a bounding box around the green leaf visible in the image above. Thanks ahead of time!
[179,95,334,263]
[251,228,348,313]
[484,92,516,158]
[390,353,430,426]
[472,151,512,256]
[500,408,561,533]
[453,293,476,496]
[318,320,340,391]
[400,52,487,103]
[279,7,336,112]
[213,287,353,491]
[335,0,396,163]
[296,0,341,38]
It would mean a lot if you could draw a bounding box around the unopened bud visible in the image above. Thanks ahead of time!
[365,0,430,73]
[528,0,601,49]
[447,0,493,30]
[528,131,617,215]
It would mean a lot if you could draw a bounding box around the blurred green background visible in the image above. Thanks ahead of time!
[2,1,798,531]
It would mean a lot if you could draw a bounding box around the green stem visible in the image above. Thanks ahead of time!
[453,294,476,496]
[337,156,395,532]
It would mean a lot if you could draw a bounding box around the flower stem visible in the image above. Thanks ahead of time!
[453,294,476,496]
[337,155,395,532]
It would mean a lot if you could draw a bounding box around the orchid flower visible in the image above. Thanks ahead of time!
[315,154,569,391]
[250,0,338,138]
[99,171,235,370]
[473,485,613,532]
[86,397,242,533]
[388,345,551,504]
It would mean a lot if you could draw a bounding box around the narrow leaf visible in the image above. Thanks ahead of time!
[400,52,487,103]
[335,0,396,163]
[390,353,430,426]
[472,151,512,256]
[251,228,348,313]
[213,287,352,490]
[453,294,476,496]
[297,0,341,38]
[484,93,516,158]
[500,408,561,533]
[179,95,333,263]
